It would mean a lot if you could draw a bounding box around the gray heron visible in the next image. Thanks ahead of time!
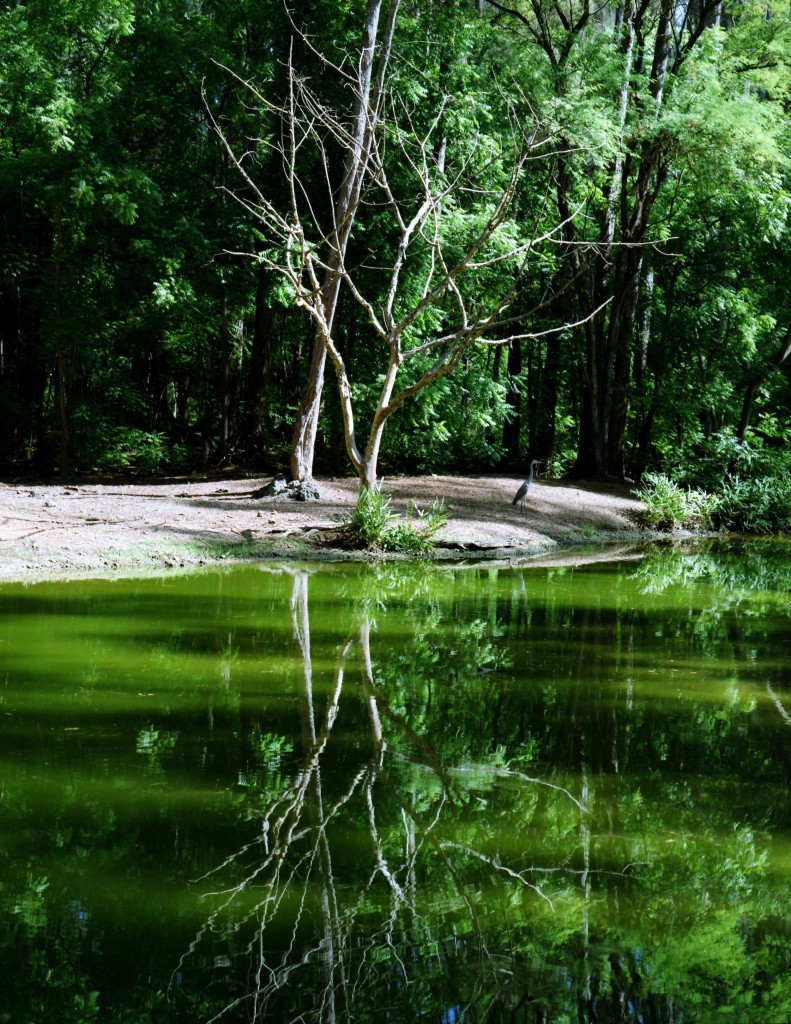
[512,460,544,510]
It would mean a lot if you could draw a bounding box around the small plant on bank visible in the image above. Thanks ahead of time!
[344,487,398,547]
[341,490,450,553]
[638,473,691,529]
[638,473,717,531]
[389,499,451,553]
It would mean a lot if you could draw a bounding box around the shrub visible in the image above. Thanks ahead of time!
[711,475,791,534]
[341,490,450,553]
[639,470,791,535]
[638,473,717,531]
[639,473,693,530]
[683,488,719,531]
[94,428,167,475]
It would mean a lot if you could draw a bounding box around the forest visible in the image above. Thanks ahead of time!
[1,0,789,509]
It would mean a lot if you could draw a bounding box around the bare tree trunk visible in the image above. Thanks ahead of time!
[289,0,399,482]
[359,357,400,487]
[290,334,327,480]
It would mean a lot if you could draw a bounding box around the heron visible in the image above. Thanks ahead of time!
[512,460,543,510]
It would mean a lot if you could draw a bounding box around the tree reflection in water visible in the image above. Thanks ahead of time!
[2,546,791,1020]
[171,567,642,1023]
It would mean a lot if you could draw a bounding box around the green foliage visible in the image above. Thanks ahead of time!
[341,488,450,553]
[377,356,509,473]
[0,0,789,488]
[93,427,167,475]
[640,468,791,534]
[673,424,791,494]
[342,487,397,548]
[646,410,791,534]
[713,474,791,533]
[638,473,717,531]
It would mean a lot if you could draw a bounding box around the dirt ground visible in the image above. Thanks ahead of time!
[0,471,655,583]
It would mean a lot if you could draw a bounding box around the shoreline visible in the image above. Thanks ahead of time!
[0,473,675,584]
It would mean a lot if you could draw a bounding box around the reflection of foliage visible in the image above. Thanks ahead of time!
[632,538,791,609]
[175,559,791,1022]
[10,874,49,933]
[254,730,293,766]
[237,732,294,804]
[2,546,791,1019]
[135,725,179,768]
[176,619,589,1022]
[350,560,447,616]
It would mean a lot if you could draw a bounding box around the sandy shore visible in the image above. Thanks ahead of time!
[0,472,657,583]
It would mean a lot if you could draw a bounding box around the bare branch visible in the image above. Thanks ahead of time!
[441,841,555,907]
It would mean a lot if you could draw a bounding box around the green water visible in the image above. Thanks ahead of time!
[1,540,791,1022]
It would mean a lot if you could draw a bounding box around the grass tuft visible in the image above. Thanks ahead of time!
[340,489,450,553]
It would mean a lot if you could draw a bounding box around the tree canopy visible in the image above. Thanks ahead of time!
[1,0,789,501]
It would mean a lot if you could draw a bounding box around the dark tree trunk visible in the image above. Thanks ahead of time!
[486,342,503,449]
[493,0,721,482]
[218,289,231,462]
[603,0,674,475]
[571,380,606,478]
[606,250,643,478]
[0,287,21,461]
[630,268,657,481]
[53,200,69,480]
[736,325,791,440]
[502,339,522,464]
[526,341,540,456]
[536,339,560,460]
[242,265,275,463]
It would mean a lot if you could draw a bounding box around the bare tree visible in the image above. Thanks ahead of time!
[212,13,596,489]
[285,0,400,484]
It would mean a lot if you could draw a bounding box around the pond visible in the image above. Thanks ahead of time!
[1,539,791,1022]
